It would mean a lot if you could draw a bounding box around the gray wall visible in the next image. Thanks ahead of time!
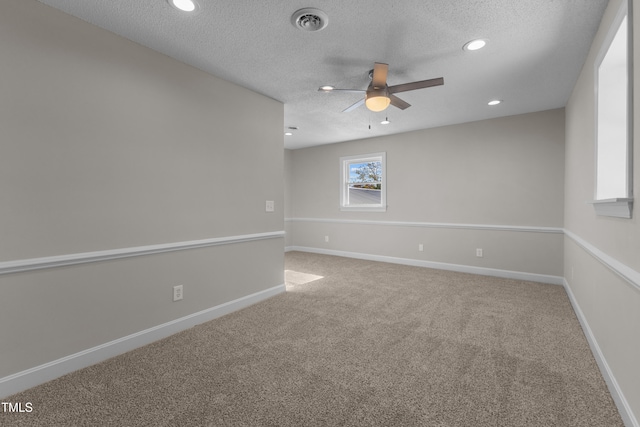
[284,148,294,248]
[287,109,565,279]
[0,0,284,380]
[564,0,640,421]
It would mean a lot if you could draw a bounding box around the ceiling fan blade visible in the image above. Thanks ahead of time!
[318,88,366,93]
[342,98,365,112]
[388,77,444,94]
[372,62,388,88]
[389,94,411,110]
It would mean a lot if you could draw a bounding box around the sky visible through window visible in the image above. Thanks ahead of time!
[596,13,628,200]
[349,161,381,183]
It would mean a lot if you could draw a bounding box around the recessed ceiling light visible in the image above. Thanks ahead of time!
[285,132,293,136]
[169,0,198,12]
[463,39,487,51]
[319,85,335,92]
[488,99,502,106]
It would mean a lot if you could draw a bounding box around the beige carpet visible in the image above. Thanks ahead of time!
[2,251,623,426]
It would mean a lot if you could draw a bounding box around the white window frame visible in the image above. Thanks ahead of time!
[340,152,387,212]
[593,0,634,218]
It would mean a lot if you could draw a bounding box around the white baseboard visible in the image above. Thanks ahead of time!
[0,284,286,399]
[288,246,564,285]
[563,279,638,427]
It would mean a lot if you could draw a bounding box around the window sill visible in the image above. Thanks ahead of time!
[340,206,387,212]
[590,198,633,218]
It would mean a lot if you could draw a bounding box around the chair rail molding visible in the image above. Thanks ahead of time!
[0,231,285,276]
[564,228,640,292]
[286,217,563,234]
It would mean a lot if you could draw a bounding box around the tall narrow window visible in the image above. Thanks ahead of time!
[594,0,633,218]
[340,152,386,211]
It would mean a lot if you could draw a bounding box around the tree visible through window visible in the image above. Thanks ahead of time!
[340,153,386,211]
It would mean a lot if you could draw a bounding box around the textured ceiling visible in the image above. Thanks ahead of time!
[37,0,609,149]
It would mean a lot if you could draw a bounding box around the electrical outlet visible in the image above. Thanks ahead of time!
[173,285,183,301]
[418,243,424,252]
[265,200,275,212]
[476,248,483,258]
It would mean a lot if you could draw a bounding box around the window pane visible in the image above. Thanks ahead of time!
[348,160,382,206]
[348,161,382,185]
[348,186,382,205]
[340,153,386,211]
[596,14,629,200]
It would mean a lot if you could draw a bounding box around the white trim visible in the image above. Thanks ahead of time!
[288,246,564,285]
[590,198,633,219]
[340,152,387,212]
[563,279,639,427]
[287,219,637,290]
[0,231,285,276]
[0,284,286,399]
[339,205,388,213]
[594,0,634,205]
[564,228,640,292]
[286,218,563,234]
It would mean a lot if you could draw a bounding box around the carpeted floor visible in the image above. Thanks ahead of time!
[1,251,624,426]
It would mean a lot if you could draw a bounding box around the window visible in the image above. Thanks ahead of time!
[340,152,386,211]
[594,0,633,218]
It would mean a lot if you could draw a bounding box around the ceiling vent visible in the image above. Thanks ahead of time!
[291,8,328,32]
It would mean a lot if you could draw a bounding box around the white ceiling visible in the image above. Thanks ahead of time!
[37,0,609,149]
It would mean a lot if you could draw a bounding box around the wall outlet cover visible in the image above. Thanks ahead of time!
[265,200,275,212]
[173,285,183,301]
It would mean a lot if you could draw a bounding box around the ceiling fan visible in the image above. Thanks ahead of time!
[318,62,444,113]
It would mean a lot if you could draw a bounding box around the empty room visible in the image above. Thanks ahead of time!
[0,0,638,426]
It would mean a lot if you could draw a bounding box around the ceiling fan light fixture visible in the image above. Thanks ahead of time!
[365,95,390,112]
[365,87,390,112]
[463,39,487,51]
[381,117,390,125]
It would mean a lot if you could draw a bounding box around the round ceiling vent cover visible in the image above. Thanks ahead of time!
[291,8,328,32]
